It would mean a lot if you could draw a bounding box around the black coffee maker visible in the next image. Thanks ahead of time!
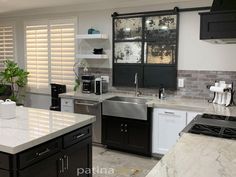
[81,75,95,93]
[50,83,66,111]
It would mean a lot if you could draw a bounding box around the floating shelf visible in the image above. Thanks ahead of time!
[76,54,108,59]
[76,34,108,39]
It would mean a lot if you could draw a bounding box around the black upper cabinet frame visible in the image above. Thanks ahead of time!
[112,9,179,89]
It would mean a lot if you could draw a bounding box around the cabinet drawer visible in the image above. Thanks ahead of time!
[61,105,74,113]
[18,138,62,169]
[63,125,92,148]
[0,169,10,177]
[0,153,11,170]
[61,99,73,107]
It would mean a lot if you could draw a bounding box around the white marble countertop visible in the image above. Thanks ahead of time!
[146,133,236,177]
[60,91,236,116]
[147,98,236,116]
[0,107,95,154]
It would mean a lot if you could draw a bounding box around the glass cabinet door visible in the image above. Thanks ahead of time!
[114,17,142,41]
[144,42,176,64]
[145,15,177,42]
[144,15,177,64]
[112,12,178,88]
[114,42,142,64]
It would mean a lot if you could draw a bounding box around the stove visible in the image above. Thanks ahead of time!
[182,113,236,140]
[201,114,227,120]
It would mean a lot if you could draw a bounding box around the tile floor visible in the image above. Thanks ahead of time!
[92,146,158,177]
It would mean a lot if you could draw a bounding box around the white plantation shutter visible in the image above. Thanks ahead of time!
[25,19,76,93]
[50,22,75,88]
[0,25,15,70]
[26,24,49,90]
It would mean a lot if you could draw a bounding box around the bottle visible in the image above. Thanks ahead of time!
[159,86,165,100]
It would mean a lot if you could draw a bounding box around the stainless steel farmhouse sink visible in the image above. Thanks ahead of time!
[102,96,148,121]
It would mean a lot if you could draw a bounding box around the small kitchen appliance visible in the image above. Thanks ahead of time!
[82,75,95,94]
[50,83,66,111]
[207,81,234,107]
[94,77,108,95]
[182,113,236,140]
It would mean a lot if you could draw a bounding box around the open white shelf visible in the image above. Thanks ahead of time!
[76,34,108,39]
[76,54,108,59]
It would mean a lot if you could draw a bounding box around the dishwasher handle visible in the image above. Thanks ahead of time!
[74,101,99,107]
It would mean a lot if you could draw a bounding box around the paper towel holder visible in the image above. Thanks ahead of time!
[207,81,235,106]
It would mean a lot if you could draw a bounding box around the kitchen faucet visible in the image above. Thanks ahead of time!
[134,73,142,97]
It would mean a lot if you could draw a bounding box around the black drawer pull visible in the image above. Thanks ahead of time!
[63,125,92,148]
[75,133,85,139]
[36,148,50,157]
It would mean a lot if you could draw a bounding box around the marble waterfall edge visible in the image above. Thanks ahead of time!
[0,106,95,154]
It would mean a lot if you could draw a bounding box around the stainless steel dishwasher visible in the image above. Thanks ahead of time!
[74,99,102,144]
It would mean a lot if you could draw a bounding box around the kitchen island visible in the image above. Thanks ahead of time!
[0,106,95,177]
[146,133,236,177]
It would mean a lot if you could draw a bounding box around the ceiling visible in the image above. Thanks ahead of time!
[0,0,212,14]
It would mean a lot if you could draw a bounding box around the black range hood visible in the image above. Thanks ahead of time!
[200,0,236,44]
[211,0,236,12]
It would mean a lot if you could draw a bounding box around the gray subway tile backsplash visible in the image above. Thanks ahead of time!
[79,67,236,100]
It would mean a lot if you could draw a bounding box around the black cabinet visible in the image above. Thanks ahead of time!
[18,138,62,169]
[112,11,179,89]
[102,116,151,156]
[200,12,236,41]
[143,65,177,88]
[0,125,92,177]
[102,116,124,147]
[113,65,143,87]
[0,169,11,177]
[124,120,149,154]
[18,153,62,177]
[64,138,92,177]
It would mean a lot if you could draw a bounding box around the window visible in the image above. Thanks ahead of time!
[25,19,76,93]
[0,25,15,70]
[26,24,49,90]
[50,22,75,88]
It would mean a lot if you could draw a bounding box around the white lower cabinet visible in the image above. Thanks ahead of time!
[61,98,74,113]
[152,108,203,155]
[152,108,187,155]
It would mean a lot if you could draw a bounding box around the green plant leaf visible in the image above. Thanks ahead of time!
[0,60,29,103]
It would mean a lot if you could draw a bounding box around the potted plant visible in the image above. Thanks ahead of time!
[0,60,29,105]
[73,60,88,92]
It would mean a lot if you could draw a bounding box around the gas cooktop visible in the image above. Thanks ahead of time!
[182,113,236,140]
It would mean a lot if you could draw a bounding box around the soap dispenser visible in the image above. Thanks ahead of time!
[159,86,165,100]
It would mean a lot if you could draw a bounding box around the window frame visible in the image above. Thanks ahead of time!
[0,22,17,69]
[24,17,77,94]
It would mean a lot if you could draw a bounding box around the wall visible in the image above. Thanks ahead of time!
[1,1,236,109]
[77,10,113,68]
[4,9,236,72]
[178,12,236,71]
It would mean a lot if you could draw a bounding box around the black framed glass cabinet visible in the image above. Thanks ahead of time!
[112,9,179,89]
